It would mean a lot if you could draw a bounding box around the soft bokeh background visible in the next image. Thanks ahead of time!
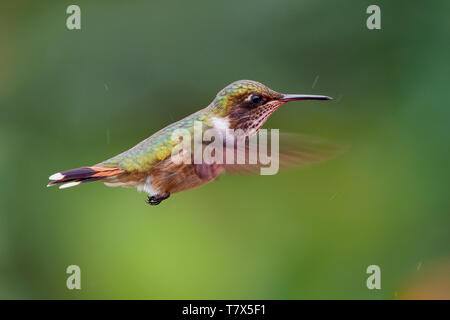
[1,0,449,299]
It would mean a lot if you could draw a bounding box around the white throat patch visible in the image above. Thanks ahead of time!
[211,117,230,132]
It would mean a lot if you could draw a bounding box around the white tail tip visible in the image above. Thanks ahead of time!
[49,173,64,180]
[59,181,81,189]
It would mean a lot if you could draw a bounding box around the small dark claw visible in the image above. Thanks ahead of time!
[146,196,161,205]
[146,192,170,206]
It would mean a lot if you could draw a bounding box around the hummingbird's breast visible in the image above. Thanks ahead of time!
[144,157,223,195]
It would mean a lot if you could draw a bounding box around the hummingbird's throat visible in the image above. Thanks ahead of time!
[231,101,284,135]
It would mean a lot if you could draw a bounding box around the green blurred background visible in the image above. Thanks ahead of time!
[1,0,449,299]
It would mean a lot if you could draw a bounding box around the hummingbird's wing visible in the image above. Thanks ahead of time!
[223,133,348,175]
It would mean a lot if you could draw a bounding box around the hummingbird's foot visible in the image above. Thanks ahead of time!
[146,192,170,206]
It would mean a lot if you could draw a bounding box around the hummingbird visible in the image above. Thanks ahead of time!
[48,80,340,205]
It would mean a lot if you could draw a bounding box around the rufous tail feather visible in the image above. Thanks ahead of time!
[47,166,124,189]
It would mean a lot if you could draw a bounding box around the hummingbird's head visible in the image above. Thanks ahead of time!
[210,80,332,135]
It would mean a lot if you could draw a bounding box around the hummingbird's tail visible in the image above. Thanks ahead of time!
[47,166,125,189]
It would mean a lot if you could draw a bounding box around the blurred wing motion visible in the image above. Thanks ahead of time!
[224,133,348,175]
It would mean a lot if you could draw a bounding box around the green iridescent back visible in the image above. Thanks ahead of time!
[100,109,211,172]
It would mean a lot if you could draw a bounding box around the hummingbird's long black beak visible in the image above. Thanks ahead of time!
[280,94,333,102]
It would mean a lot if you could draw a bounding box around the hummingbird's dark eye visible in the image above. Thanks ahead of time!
[251,94,262,105]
